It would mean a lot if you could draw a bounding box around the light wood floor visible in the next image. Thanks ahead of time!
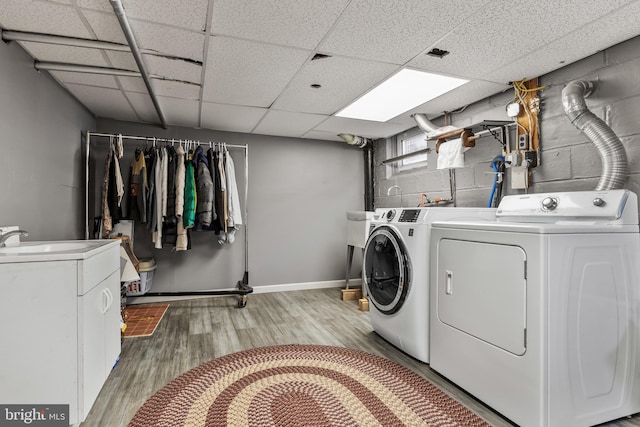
[82,288,640,427]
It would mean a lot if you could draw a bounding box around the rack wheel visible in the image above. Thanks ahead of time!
[238,295,248,308]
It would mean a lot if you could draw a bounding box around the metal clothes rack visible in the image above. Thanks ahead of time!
[84,131,253,307]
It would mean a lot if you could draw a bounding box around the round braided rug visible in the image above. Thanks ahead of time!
[128,344,489,427]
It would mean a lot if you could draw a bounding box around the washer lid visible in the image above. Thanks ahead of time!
[496,189,638,225]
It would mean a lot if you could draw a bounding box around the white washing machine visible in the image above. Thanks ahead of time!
[429,190,640,427]
[362,206,496,363]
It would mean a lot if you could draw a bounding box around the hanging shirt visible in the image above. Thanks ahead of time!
[225,149,242,227]
[183,151,196,229]
[154,148,164,249]
[129,149,148,223]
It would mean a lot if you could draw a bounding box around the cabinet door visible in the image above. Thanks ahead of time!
[79,270,120,421]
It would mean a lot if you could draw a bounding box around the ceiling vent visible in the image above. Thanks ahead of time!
[426,48,450,58]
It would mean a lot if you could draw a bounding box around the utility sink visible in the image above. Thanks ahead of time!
[0,240,118,263]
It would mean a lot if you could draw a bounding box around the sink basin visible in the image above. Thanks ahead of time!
[0,240,119,263]
[0,242,95,253]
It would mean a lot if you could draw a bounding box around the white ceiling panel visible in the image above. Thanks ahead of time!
[408,0,637,82]
[81,10,126,44]
[129,19,206,62]
[74,0,113,13]
[0,0,92,38]
[201,102,267,133]
[404,80,511,119]
[145,55,202,84]
[50,70,119,89]
[314,117,409,139]
[318,0,487,65]
[156,97,200,128]
[65,83,137,121]
[117,76,147,93]
[482,1,640,84]
[272,55,397,115]
[152,80,200,99]
[119,0,209,32]
[302,130,344,142]
[20,42,109,66]
[105,51,138,71]
[202,36,310,107]
[211,0,349,49]
[125,91,157,123]
[253,110,328,138]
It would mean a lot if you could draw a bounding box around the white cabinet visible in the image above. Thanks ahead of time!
[0,241,120,426]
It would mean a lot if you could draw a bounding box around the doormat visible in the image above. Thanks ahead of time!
[123,303,169,338]
[128,344,489,426]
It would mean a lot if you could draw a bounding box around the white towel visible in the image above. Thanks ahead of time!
[437,137,467,169]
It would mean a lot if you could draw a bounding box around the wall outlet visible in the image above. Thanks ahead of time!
[505,152,522,167]
[518,134,529,150]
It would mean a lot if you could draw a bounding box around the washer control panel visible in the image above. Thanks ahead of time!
[399,209,421,222]
[496,189,631,221]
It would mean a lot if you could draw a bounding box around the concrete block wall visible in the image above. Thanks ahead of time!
[374,35,640,208]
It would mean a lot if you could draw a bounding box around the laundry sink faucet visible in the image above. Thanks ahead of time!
[0,230,29,247]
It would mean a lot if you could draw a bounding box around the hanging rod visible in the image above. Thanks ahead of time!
[87,132,248,150]
[110,0,167,129]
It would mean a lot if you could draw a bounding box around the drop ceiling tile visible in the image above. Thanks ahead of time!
[49,70,119,88]
[302,130,344,142]
[407,0,636,81]
[404,80,510,118]
[483,1,640,84]
[128,19,206,61]
[318,0,487,65]
[65,83,137,121]
[253,110,328,138]
[272,56,398,115]
[211,0,349,49]
[151,80,201,99]
[156,97,200,128]
[20,42,109,66]
[117,76,147,93]
[120,0,209,32]
[0,0,92,38]
[81,10,127,44]
[124,92,157,123]
[144,55,202,84]
[314,117,410,139]
[201,103,267,133]
[202,36,310,107]
[74,0,113,13]
[105,51,138,71]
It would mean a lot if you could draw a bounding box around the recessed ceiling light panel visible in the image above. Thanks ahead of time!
[335,69,468,122]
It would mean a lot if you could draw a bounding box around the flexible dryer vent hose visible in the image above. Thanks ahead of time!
[562,80,628,190]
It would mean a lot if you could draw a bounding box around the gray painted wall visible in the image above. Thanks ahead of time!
[0,39,95,240]
[375,35,640,209]
[94,119,365,291]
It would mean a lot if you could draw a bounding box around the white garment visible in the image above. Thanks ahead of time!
[153,148,164,249]
[225,149,242,227]
[113,149,125,206]
[436,137,466,169]
[161,146,168,219]
[175,145,186,218]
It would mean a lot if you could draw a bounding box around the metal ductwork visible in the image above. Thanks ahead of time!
[562,80,628,190]
[411,113,439,134]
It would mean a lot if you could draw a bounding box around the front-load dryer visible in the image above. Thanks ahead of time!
[429,190,640,426]
[362,206,496,363]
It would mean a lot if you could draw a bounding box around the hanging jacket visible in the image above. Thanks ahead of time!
[145,148,157,232]
[162,146,178,247]
[101,151,113,238]
[225,149,242,227]
[193,146,214,228]
[175,145,186,219]
[129,149,148,223]
[206,148,218,224]
[209,148,224,234]
[183,150,196,229]
[153,148,164,249]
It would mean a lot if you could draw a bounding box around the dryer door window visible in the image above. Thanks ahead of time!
[363,226,411,315]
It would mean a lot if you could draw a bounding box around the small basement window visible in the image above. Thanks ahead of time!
[397,130,427,170]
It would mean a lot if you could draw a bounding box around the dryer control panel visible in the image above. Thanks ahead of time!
[399,209,421,222]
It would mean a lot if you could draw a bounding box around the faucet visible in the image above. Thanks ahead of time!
[0,230,29,247]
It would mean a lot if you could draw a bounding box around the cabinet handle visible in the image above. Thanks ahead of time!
[105,288,113,312]
[445,270,453,295]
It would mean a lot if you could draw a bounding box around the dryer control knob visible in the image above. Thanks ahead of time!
[386,210,396,221]
[541,197,558,211]
[593,197,606,207]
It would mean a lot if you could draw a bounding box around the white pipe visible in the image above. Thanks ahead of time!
[411,113,439,134]
[35,61,144,77]
[562,80,628,190]
[110,0,167,129]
